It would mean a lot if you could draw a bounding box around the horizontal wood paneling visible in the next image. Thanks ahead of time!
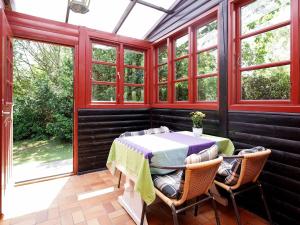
[228,111,300,225]
[77,108,151,173]
[151,108,220,136]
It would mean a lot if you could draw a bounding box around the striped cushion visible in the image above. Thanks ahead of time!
[119,130,147,138]
[152,170,184,199]
[147,126,170,135]
[185,144,218,164]
[216,146,266,185]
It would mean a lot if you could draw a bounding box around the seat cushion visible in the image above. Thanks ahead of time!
[217,146,266,185]
[147,126,170,135]
[152,170,183,199]
[185,144,218,164]
[119,130,147,138]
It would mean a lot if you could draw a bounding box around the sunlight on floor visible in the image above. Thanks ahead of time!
[4,177,70,219]
[77,187,115,201]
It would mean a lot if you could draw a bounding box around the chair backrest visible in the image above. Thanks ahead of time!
[234,149,271,189]
[177,156,222,205]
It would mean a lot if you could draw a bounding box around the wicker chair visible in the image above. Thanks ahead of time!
[140,156,223,225]
[214,149,273,225]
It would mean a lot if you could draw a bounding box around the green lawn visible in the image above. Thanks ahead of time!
[13,138,72,166]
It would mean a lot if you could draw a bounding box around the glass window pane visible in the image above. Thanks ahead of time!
[241,0,290,35]
[158,64,168,82]
[124,86,144,102]
[124,49,144,66]
[92,64,116,82]
[241,65,290,100]
[175,35,189,58]
[124,68,144,84]
[158,44,168,64]
[92,43,116,63]
[241,25,290,67]
[175,81,188,101]
[158,85,168,102]
[197,48,218,75]
[175,58,188,80]
[92,84,116,102]
[197,77,217,101]
[197,20,218,50]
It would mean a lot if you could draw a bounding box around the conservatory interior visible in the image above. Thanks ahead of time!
[0,0,299,225]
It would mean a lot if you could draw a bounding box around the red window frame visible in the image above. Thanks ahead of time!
[123,47,146,104]
[153,7,219,110]
[155,42,168,103]
[228,0,300,112]
[173,31,190,103]
[194,18,219,103]
[90,41,119,103]
[87,39,149,106]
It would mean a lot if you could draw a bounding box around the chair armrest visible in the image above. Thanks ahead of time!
[222,155,244,159]
[150,164,186,170]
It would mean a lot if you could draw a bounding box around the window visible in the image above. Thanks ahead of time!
[174,34,189,101]
[196,20,218,102]
[91,43,117,102]
[157,44,168,102]
[124,49,145,102]
[153,9,219,108]
[90,41,146,104]
[229,0,300,110]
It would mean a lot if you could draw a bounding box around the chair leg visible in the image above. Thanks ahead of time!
[140,201,147,225]
[117,171,122,188]
[171,204,179,225]
[229,189,242,225]
[257,182,273,225]
[194,196,200,216]
[211,197,221,225]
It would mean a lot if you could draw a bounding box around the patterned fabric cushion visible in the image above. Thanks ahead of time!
[119,130,147,138]
[216,146,266,185]
[152,170,184,199]
[147,126,170,135]
[184,144,218,164]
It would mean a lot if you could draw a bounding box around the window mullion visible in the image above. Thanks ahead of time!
[119,44,125,104]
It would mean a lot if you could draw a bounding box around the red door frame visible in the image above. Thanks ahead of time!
[5,11,81,174]
[0,5,13,216]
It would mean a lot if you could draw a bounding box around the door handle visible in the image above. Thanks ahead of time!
[2,111,10,115]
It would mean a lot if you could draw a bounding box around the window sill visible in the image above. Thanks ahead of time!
[152,103,218,110]
[229,104,300,113]
[86,103,151,109]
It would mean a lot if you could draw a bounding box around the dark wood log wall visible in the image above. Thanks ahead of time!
[77,109,150,173]
[151,108,221,136]
[228,111,300,225]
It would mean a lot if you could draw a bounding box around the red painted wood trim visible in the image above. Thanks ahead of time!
[196,73,218,79]
[83,104,151,109]
[239,20,290,40]
[240,60,291,72]
[167,38,173,103]
[92,61,117,67]
[152,103,218,110]
[92,81,117,85]
[73,44,79,175]
[124,64,145,69]
[197,45,218,54]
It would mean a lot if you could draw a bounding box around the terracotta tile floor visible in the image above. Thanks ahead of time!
[0,170,268,225]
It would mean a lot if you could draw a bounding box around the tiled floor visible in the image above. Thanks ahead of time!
[0,170,268,225]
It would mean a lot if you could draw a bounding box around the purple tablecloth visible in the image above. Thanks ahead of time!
[116,132,215,159]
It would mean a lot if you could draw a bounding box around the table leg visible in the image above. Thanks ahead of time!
[118,176,148,225]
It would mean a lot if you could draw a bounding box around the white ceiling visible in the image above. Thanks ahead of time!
[13,0,178,39]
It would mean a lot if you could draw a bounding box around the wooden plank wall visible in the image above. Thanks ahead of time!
[228,111,300,225]
[151,108,220,136]
[77,109,150,173]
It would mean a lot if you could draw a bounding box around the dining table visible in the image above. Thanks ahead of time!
[106,131,234,225]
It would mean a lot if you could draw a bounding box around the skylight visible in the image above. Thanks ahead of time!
[13,0,178,40]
